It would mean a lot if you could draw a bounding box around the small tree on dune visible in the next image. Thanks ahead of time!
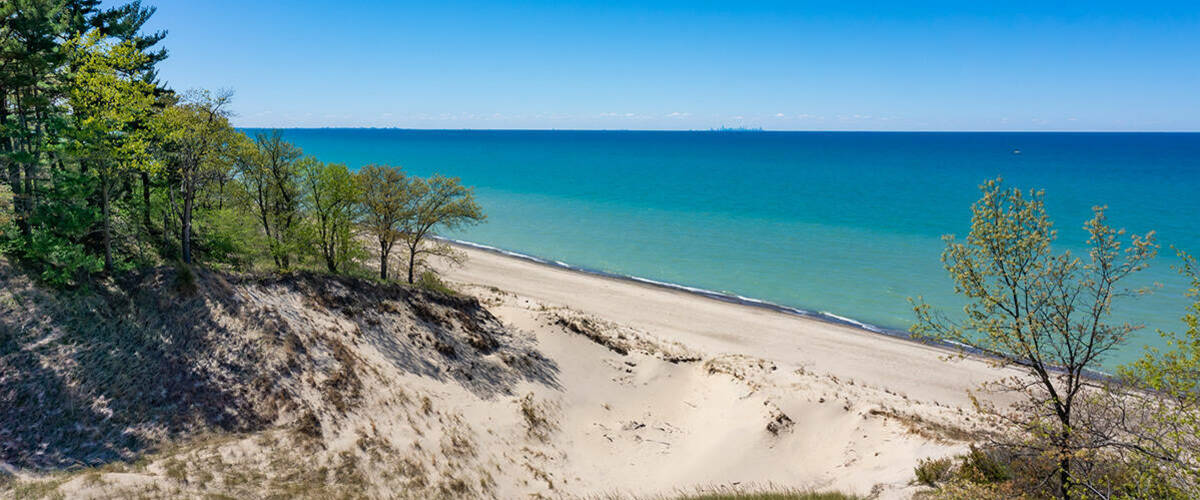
[911,178,1157,500]
[159,89,237,265]
[0,184,12,235]
[239,130,303,270]
[358,164,411,281]
[65,32,161,273]
[300,158,361,273]
[400,174,484,284]
[1105,250,1200,497]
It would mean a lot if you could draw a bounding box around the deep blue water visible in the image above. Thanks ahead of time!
[256,129,1200,368]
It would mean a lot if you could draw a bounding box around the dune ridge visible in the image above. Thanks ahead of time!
[0,248,1009,498]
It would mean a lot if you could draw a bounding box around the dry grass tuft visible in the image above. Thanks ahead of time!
[867,407,982,443]
[519,392,557,442]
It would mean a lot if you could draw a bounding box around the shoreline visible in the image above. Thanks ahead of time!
[439,236,974,354]
[439,237,1118,381]
[436,235,1019,410]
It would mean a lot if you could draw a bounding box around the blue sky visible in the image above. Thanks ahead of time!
[132,1,1200,131]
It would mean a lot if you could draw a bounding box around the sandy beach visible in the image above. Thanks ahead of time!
[426,242,1015,498]
[440,242,1008,408]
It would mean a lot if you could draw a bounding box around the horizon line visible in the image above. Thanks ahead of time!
[232,126,1200,133]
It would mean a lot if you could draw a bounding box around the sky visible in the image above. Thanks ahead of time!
[128,1,1200,131]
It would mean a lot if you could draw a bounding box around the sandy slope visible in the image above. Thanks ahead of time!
[2,248,1011,499]
[430,245,1013,498]
[439,244,1008,409]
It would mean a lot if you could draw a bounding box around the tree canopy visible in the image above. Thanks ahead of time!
[912,179,1158,499]
[1,1,486,287]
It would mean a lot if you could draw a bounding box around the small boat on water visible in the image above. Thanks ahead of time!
[1012,149,1022,155]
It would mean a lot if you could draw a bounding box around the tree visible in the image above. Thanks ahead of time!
[80,0,168,84]
[1,0,168,283]
[158,89,235,265]
[400,174,484,284]
[357,164,410,280]
[0,183,12,234]
[238,130,302,270]
[64,31,159,273]
[300,157,361,273]
[1109,249,1200,497]
[911,178,1157,500]
[1,0,68,240]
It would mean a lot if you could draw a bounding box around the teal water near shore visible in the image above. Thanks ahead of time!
[260,129,1200,368]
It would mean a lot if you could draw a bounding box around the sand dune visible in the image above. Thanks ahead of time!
[431,244,1014,498]
[2,247,1012,499]
[440,244,1009,409]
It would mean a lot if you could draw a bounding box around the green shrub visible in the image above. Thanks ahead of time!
[174,260,197,295]
[0,184,12,236]
[955,445,1010,484]
[914,456,955,487]
[194,207,266,269]
[22,231,103,288]
[416,270,456,295]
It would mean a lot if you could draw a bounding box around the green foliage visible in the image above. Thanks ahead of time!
[173,259,196,295]
[158,90,239,265]
[300,158,362,273]
[912,178,1157,499]
[358,164,411,280]
[1112,249,1200,497]
[3,169,102,287]
[21,230,104,287]
[416,270,457,296]
[915,456,956,487]
[1,0,168,285]
[400,174,485,283]
[0,184,12,235]
[955,445,1011,484]
[914,443,1191,500]
[65,30,161,273]
[191,206,266,268]
[914,447,1010,490]
[65,31,159,174]
[239,130,305,270]
[1,1,486,289]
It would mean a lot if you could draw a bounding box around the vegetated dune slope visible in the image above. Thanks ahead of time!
[0,259,988,499]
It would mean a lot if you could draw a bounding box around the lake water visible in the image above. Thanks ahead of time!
[263,129,1200,368]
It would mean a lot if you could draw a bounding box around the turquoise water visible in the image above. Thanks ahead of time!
[259,129,1200,368]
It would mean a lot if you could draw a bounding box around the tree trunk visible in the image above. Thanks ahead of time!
[325,246,337,273]
[1059,455,1071,500]
[379,241,389,280]
[181,183,193,264]
[102,177,113,274]
[141,171,152,231]
[21,150,34,240]
[407,244,417,284]
[5,154,23,237]
[20,94,37,239]
[0,92,20,236]
[162,202,170,246]
[322,222,337,273]
[13,91,30,240]
[1059,429,1072,500]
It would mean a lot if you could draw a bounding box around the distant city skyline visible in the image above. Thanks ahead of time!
[135,1,1200,131]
